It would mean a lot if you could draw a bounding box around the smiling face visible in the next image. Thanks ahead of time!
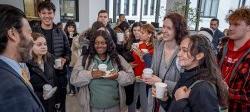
[38,8,55,27]
[32,37,48,57]
[94,36,107,55]
[177,38,203,70]
[162,18,176,42]
[140,29,151,42]
[133,26,141,39]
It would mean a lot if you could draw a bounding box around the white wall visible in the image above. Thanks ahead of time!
[77,0,105,32]
[51,0,61,24]
[89,0,105,28]
[0,0,24,11]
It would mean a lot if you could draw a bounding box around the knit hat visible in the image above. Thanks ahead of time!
[197,28,214,42]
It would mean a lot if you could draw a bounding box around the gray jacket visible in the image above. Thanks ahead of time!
[148,40,180,112]
[70,55,135,112]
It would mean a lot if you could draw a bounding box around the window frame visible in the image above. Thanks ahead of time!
[150,0,155,15]
[200,0,219,18]
[124,0,130,15]
[132,0,138,16]
[60,0,79,22]
[143,0,149,15]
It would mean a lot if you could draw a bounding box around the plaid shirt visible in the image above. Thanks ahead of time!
[218,40,250,112]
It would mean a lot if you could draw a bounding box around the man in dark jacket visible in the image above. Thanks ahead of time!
[97,10,118,44]
[210,18,225,50]
[31,1,71,112]
[0,4,44,112]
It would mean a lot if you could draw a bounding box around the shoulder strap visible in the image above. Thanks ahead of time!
[162,55,177,81]
[219,42,228,66]
[188,80,205,89]
[189,80,217,94]
[230,49,250,87]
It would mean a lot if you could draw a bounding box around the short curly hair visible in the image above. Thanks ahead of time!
[164,13,188,45]
[226,7,250,25]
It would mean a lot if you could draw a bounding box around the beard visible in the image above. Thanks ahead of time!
[17,34,33,63]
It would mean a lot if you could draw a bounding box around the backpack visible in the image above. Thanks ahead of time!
[189,80,228,112]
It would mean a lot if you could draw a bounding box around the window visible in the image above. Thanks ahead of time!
[144,0,149,15]
[24,0,43,20]
[150,0,155,15]
[124,0,129,15]
[132,0,138,15]
[200,0,219,18]
[60,0,79,22]
[116,0,121,15]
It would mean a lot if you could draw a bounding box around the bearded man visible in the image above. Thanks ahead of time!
[0,4,45,112]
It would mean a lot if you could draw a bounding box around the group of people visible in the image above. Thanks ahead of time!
[0,1,249,112]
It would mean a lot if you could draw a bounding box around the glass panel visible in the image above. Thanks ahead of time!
[132,0,138,15]
[60,0,79,22]
[210,0,219,17]
[124,0,130,15]
[150,0,155,15]
[204,0,212,16]
[200,0,218,17]
[144,0,149,15]
[116,0,121,15]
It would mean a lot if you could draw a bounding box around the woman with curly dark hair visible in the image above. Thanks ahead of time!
[143,12,188,112]
[70,30,134,112]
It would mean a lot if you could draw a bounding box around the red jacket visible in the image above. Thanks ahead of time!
[132,42,153,77]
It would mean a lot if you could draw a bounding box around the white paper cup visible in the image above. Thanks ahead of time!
[69,32,74,38]
[141,49,149,53]
[155,82,167,99]
[43,84,52,94]
[117,33,124,42]
[98,64,107,71]
[132,43,139,49]
[143,68,153,78]
[55,58,62,68]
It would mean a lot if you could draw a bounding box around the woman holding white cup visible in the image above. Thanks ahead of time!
[143,13,188,112]
[152,35,228,112]
[26,33,58,112]
[70,30,134,112]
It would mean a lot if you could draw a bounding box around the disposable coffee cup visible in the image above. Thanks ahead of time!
[155,82,167,99]
[132,43,139,50]
[43,84,52,94]
[98,64,107,71]
[69,32,74,38]
[55,58,62,68]
[143,68,153,78]
[117,33,124,42]
[141,49,149,53]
